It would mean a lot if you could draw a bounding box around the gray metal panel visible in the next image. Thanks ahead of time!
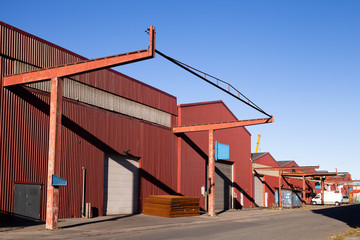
[103,155,139,215]
[215,161,233,211]
[13,184,41,220]
[254,176,263,207]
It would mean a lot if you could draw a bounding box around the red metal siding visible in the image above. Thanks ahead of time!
[0,22,178,220]
[178,101,253,209]
[254,155,316,205]
[0,21,177,115]
[0,84,178,220]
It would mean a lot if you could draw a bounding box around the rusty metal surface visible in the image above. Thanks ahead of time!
[208,129,215,216]
[45,77,63,229]
[173,117,274,133]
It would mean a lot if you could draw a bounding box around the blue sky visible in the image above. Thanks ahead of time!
[2,1,360,179]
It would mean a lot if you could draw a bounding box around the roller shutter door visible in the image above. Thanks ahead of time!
[103,155,139,215]
[215,161,233,211]
[254,176,263,207]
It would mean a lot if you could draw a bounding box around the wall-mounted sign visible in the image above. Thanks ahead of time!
[51,174,67,187]
[215,141,230,161]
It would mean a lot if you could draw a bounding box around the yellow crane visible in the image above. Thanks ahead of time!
[255,134,261,153]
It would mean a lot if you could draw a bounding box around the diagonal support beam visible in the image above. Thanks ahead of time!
[173,116,274,133]
[3,26,155,86]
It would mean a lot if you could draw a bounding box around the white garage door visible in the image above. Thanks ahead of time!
[103,155,139,215]
[254,176,263,207]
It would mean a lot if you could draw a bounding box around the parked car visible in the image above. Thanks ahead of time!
[311,191,343,206]
[342,195,350,204]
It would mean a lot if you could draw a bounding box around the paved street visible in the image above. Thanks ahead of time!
[1,204,360,240]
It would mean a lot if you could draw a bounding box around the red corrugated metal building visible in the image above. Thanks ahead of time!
[252,153,316,206]
[0,21,178,220]
[177,101,254,210]
[0,21,260,221]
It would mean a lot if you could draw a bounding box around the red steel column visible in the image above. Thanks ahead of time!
[46,77,63,230]
[278,170,282,207]
[208,129,215,216]
[262,175,266,207]
[302,175,306,206]
[176,107,182,193]
[321,178,325,205]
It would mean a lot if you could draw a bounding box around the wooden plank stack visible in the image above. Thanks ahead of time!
[144,195,200,218]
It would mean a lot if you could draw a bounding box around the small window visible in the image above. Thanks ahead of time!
[343,196,349,199]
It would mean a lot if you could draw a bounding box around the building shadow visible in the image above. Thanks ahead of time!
[6,86,181,222]
[311,204,360,228]
[60,214,137,229]
[177,132,256,210]
[0,211,44,231]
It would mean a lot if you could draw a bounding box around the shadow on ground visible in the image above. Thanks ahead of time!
[0,217,44,232]
[60,214,138,229]
[312,204,360,228]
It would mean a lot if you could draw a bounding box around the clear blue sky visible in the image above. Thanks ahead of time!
[2,1,360,179]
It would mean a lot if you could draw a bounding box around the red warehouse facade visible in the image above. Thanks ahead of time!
[177,101,254,211]
[1,22,260,221]
[0,21,178,221]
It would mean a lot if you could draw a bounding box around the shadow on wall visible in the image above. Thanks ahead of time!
[312,204,360,228]
[177,132,256,209]
[6,86,180,219]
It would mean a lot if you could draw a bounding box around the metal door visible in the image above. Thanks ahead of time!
[103,154,139,215]
[13,184,41,220]
[254,176,263,207]
[215,161,233,212]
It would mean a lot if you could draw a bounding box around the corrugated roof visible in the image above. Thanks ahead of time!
[251,152,268,161]
[276,160,294,167]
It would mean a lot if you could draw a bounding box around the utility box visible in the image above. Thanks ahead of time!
[14,184,41,220]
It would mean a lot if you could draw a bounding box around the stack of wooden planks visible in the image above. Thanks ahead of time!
[144,195,200,218]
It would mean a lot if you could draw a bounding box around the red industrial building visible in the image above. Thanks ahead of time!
[0,21,178,221]
[4,21,347,227]
[252,153,317,206]
[0,21,262,223]
[177,101,254,210]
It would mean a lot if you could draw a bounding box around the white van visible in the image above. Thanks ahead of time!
[311,191,343,206]
[342,195,350,204]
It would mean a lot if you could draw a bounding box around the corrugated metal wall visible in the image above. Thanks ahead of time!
[0,21,177,115]
[178,101,253,209]
[0,22,178,220]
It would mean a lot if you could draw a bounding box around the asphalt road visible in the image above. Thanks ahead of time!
[1,204,360,240]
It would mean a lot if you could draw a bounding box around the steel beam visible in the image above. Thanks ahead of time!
[302,175,306,206]
[321,178,325,205]
[281,172,337,177]
[46,77,63,230]
[278,170,282,207]
[208,129,215,216]
[263,175,266,207]
[254,165,319,171]
[173,117,273,133]
[3,26,155,86]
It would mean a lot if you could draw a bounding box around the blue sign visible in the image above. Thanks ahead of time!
[315,182,322,189]
[349,188,353,192]
[215,141,230,161]
[51,174,67,187]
